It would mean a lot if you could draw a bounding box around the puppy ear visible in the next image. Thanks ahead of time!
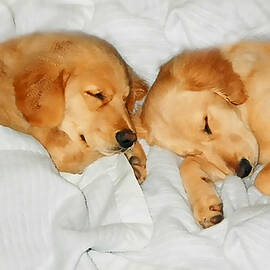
[175,49,247,105]
[14,63,70,127]
[132,109,148,139]
[126,67,148,113]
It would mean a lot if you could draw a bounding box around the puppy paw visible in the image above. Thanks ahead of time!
[128,156,147,184]
[193,196,224,229]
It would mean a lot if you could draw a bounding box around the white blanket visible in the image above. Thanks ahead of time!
[0,126,152,270]
[1,0,270,269]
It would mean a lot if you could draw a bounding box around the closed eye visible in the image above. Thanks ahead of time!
[204,116,212,134]
[85,90,105,101]
[80,134,86,142]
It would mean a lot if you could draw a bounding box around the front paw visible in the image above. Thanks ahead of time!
[128,156,147,184]
[193,196,224,228]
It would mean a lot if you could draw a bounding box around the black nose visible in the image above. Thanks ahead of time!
[115,129,137,148]
[236,158,252,178]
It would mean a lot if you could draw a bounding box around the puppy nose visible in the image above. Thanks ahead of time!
[115,129,137,148]
[236,158,252,178]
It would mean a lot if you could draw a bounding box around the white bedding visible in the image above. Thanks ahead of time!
[1,0,270,269]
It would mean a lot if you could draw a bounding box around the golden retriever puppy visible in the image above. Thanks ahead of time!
[136,41,270,227]
[0,32,148,183]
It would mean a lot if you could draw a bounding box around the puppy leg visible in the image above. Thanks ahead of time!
[255,163,270,196]
[125,141,147,184]
[180,157,223,228]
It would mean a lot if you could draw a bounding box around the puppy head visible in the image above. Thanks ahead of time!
[14,34,148,159]
[141,49,258,178]
[59,37,148,156]
[60,62,135,156]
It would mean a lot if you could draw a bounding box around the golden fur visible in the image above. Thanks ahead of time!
[137,41,270,227]
[0,32,148,183]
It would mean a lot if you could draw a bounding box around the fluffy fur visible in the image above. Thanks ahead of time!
[0,32,148,183]
[137,41,270,227]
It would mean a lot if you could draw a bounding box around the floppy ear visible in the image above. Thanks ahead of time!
[131,108,147,139]
[175,49,247,105]
[14,62,70,128]
[126,67,148,113]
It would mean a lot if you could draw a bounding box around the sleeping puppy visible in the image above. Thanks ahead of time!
[136,41,270,227]
[0,32,148,183]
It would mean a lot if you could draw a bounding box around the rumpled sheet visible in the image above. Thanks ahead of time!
[0,126,152,270]
[1,0,270,269]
